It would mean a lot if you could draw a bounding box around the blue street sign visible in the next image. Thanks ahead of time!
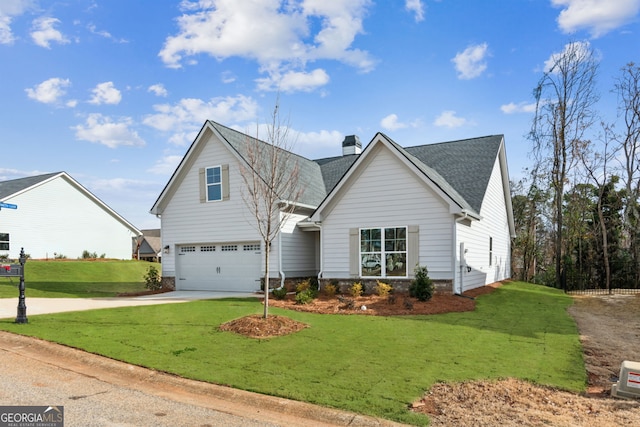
[0,202,17,209]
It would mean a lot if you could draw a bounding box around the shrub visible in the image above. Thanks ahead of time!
[144,265,162,290]
[296,278,311,294]
[81,250,98,259]
[54,253,67,259]
[272,287,288,300]
[375,280,392,297]
[323,283,338,298]
[295,288,316,305]
[338,295,356,309]
[349,282,363,298]
[409,265,434,301]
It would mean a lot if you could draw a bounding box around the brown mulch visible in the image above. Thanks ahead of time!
[222,283,499,338]
[219,314,309,339]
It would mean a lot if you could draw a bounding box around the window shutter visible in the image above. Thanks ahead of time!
[199,168,206,203]
[349,228,359,277]
[408,225,419,276]
[222,164,230,201]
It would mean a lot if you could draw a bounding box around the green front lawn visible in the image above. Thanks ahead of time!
[0,260,156,297]
[0,282,585,425]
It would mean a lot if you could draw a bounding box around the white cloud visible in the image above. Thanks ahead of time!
[73,114,145,148]
[501,102,537,114]
[0,0,35,44]
[143,94,258,145]
[543,40,595,73]
[89,82,122,105]
[87,23,128,43]
[433,110,468,128]
[552,0,640,38]
[25,77,71,104]
[380,113,420,131]
[147,154,184,175]
[256,68,330,92]
[148,84,168,97]
[405,0,425,22]
[295,129,343,149]
[30,16,69,48]
[158,0,375,92]
[452,42,489,80]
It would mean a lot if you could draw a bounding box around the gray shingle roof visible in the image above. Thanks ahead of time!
[209,121,328,206]
[312,134,503,214]
[0,172,60,200]
[190,121,502,215]
[405,135,503,213]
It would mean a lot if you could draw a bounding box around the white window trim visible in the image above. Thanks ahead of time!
[205,165,223,202]
[359,226,408,279]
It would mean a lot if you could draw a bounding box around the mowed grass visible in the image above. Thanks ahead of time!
[0,282,585,425]
[0,260,155,298]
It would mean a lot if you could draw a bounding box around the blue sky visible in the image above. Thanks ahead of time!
[1,0,639,229]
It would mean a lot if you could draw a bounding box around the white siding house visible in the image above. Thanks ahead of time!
[151,121,515,294]
[0,172,141,259]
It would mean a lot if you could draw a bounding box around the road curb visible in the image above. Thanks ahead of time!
[0,331,407,426]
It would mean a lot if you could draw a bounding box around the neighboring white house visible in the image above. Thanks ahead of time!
[0,172,141,260]
[150,120,515,294]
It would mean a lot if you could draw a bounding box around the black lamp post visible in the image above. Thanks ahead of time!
[15,247,27,324]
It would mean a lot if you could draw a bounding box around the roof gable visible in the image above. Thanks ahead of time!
[0,172,141,235]
[0,172,60,200]
[151,120,327,214]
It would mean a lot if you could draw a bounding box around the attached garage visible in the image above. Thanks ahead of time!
[176,242,262,291]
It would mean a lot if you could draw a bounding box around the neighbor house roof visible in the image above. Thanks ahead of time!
[0,172,141,235]
[0,172,59,200]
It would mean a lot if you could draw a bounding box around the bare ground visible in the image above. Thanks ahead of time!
[225,285,640,426]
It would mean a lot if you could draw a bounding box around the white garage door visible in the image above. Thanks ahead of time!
[176,242,262,291]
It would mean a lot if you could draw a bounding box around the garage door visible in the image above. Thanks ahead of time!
[176,242,262,291]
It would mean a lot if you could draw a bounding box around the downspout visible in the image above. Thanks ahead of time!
[278,222,285,289]
[316,222,323,290]
[454,211,469,295]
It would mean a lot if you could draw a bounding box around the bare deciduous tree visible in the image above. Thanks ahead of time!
[579,124,618,293]
[239,104,304,318]
[529,40,600,289]
[613,62,640,284]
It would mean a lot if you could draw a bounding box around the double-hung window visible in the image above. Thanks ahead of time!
[360,227,407,277]
[206,166,222,202]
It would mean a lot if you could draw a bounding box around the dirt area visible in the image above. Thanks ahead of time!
[225,285,640,426]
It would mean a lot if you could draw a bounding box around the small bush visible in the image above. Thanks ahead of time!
[295,288,316,305]
[54,253,67,259]
[387,294,397,305]
[403,297,414,310]
[375,280,392,297]
[338,295,356,309]
[349,282,363,298]
[144,265,162,290]
[409,265,434,301]
[272,287,288,300]
[81,250,98,259]
[323,283,338,298]
[296,279,311,294]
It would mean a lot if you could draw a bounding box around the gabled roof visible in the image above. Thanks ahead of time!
[208,121,327,207]
[312,134,505,217]
[151,120,327,214]
[0,172,59,200]
[0,172,141,235]
[152,120,510,229]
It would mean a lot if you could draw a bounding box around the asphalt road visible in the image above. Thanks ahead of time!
[0,294,407,427]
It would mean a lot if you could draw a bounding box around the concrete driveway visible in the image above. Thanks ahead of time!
[0,291,259,319]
